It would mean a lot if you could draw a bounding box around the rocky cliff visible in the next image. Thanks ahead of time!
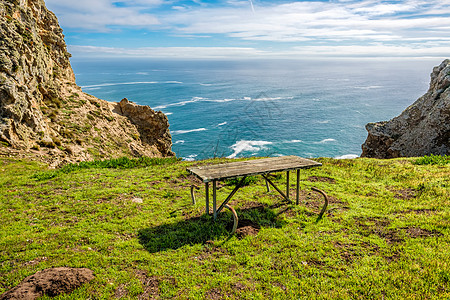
[361,59,450,158]
[0,0,173,166]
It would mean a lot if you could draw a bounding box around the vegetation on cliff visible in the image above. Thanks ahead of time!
[0,0,173,167]
[0,156,448,298]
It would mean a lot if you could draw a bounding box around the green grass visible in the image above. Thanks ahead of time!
[413,154,450,165]
[0,156,449,299]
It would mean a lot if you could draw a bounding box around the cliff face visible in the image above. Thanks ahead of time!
[0,0,173,166]
[361,59,450,159]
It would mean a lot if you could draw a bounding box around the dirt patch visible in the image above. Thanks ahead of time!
[307,176,336,184]
[206,288,229,300]
[137,276,162,300]
[305,258,327,267]
[23,257,48,267]
[403,227,442,238]
[365,192,378,197]
[238,201,266,210]
[395,208,436,215]
[114,284,127,298]
[195,245,228,263]
[333,242,361,263]
[277,206,296,218]
[301,190,347,210]
[376,229,403,243]
[353,217,403,243]
[114,270,176,300]
[383,249,403,262]
[0,267,94,299]
[235,219,260,238]
[393,188,417,199]
[232,282,249,292]
[334,241,380,263]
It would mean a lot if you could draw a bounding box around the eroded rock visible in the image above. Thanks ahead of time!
[362,59,450,158]
[0,0,173,166]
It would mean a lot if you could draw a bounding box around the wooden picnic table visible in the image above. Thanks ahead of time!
[187,156,324,233]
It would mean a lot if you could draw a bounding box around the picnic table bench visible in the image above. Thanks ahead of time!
[187,156,326,233]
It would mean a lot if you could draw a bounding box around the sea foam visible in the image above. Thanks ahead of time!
[335,154,359,159]
[315,138,337,144]
[171,128,207,135]
[81,81,158,88]
[227,140,273,159]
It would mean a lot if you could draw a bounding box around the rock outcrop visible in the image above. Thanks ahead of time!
[361,59,450,158]
[0,0,173,166]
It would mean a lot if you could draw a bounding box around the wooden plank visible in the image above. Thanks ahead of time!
[189,159,319,181]
[187,156,321,182]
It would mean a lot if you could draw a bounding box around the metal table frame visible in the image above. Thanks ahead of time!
[187,156,326,231]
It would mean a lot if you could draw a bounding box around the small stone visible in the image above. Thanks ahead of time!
[132,197,143,203]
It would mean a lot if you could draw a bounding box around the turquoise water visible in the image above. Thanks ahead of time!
[71,58,436,160]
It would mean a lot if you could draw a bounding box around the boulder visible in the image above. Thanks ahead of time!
[0,267,94,299]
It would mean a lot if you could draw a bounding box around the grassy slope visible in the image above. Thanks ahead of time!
[0,157,448,299]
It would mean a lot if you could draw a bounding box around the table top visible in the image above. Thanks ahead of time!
[187,156,322,183]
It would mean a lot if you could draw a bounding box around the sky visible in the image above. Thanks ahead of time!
[45,0,450,59]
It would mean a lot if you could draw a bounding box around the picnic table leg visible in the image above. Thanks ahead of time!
[265,177,270,192]
[262,174,291,203]
[296,169,300,205]
[213,180,217,221]
[312,187,328,220]
[286,171,290,201]
[205,182,209,215]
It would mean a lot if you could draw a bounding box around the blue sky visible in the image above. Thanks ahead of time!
[45,0,450,59]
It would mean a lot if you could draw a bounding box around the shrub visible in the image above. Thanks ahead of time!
[32,156,181,181]
[413,154,450,165]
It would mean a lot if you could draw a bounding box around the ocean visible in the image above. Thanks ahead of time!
[70,58,438,160]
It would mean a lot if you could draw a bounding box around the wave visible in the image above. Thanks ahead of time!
[153,97,236,109]
[164,81,183,84]
[252,96,294,101]
[81,81,186,89]
[317,120,330,124]
[217,122,227,126]
[283,139,303,143]
[171,128,207,135]
[314,138,337,144]
[81,81,159,88]
[354,85,383,90]
[153,97,206,109]
[183,154,198,161]
[153,95,292,110]
[174,140,185,144]
[227,140,272,159]
[335,154,359,159]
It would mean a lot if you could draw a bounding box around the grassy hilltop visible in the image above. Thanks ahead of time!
[0,156,449,299]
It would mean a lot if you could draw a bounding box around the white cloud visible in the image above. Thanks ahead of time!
[47,0,450,58]
[45,0,160,30]
[167,0,450,43]
[68,44,449,59]
[69,45,271,59]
